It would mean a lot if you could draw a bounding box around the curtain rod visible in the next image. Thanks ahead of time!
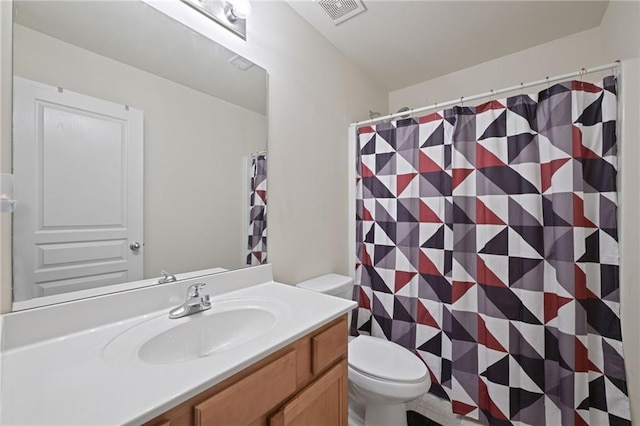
[351,61,621,128]
[250,150,267,157]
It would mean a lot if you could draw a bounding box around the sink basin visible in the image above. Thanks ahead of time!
[103,298,289,366]
[139,307,276,364]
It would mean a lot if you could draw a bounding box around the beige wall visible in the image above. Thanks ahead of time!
[389,2,640,423]
[389,27,604,112]
[600,0,640,62]
[12,25,267,281]
[244,2,389,285]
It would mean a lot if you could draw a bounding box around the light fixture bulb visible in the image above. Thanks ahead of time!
[226,0,251,21]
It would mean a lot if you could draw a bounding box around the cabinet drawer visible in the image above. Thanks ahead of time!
[311,317,347,375]
[194,350,297,425]
[269,359,348,426]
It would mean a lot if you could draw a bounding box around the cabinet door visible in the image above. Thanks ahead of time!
[195,351,298,425]
[269,359,348,426]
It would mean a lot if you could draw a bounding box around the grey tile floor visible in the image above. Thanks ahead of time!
[406,393,485,426]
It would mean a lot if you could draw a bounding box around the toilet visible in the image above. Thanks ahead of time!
[297,274,430,426]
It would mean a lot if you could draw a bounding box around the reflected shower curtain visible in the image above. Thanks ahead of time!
[247,153,267,265]
[353,76,630,425]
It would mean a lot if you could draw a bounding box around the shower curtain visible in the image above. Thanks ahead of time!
[353,76,630,425]
[246,153,267,265]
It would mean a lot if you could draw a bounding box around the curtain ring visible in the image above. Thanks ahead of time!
[489,89,494,101]
[520,82,524,94]
[460,96,464,107]
[546,76,550,92]
[580,67,586,86]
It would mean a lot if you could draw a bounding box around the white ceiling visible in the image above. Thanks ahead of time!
[286,0,609,91]
[13,1,267,115]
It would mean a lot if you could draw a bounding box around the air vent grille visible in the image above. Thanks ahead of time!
[318,0,366,25]
[229,55,255,71]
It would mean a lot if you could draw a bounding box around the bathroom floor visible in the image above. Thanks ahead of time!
[407,393,485,426]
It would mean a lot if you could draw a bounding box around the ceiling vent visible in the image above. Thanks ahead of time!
[228,54,255,71]
[318,0,366,25]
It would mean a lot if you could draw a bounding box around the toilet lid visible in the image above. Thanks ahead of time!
[348,336,428,383]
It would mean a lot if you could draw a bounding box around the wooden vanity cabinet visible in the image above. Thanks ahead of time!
[269,360,348,426]
[143,315,348,426]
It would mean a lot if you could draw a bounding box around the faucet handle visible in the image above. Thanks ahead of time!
[202,293,211,307]
[187,283,206,298]
[159,270,177,284]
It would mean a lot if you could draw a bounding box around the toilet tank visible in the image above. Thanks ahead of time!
[296,273,354,300]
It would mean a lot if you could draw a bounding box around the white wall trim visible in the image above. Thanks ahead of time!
[0,0,13,314]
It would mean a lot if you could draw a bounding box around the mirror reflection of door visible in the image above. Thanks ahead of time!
[11,1,268,308]
[13,77,144,301]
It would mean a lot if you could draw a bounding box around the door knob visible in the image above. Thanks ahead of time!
[130,242,141,251]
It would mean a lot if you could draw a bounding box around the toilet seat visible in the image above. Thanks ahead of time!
[349,364,424,384]
[348,363,430,402]
[348,335,428,383]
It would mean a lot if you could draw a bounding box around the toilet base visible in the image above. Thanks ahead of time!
[348,399,409,426]
[364,402,408,426]
[348,398,366,426]
[348,406,364,426]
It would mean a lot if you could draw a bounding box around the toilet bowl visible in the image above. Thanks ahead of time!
[297,274,430,426]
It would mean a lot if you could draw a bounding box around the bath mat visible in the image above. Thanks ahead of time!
[407,410,442,426]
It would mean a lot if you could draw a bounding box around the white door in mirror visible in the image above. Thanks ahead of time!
[13,77,144,301]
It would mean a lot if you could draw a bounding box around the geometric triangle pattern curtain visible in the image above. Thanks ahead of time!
[246,153,267,265]
[353,76,630,425]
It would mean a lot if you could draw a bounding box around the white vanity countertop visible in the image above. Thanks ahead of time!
[0,281,356,425]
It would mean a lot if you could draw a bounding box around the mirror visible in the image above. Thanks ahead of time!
[11,1,268,309]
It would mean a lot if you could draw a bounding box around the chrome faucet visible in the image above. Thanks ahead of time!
[169,283,212,319]
[158,270,177,284]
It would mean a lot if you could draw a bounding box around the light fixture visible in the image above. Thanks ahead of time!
[181,0,251,40]
[225,0,252,23]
